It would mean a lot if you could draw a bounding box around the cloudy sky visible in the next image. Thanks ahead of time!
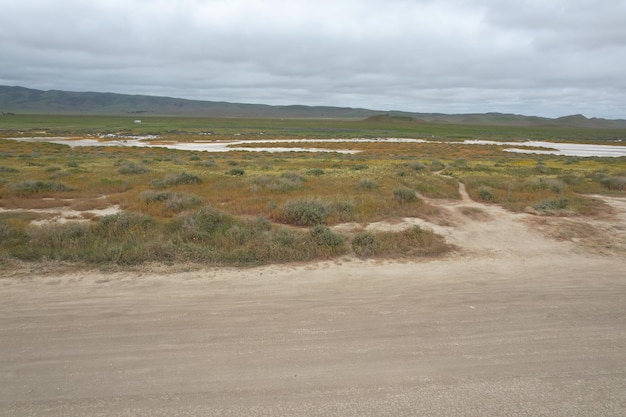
[1,0,625,118]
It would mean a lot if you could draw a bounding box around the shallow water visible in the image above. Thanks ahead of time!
[464,140,626,157]
[5,137,626,157]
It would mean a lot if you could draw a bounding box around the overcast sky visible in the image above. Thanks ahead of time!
[1,0,625,118]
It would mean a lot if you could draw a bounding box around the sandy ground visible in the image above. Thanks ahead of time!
[1,189,625,416]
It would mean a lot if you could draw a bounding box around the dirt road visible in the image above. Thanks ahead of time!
[1,194,625,416]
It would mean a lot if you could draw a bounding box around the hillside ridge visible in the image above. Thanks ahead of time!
[2,85,625,128]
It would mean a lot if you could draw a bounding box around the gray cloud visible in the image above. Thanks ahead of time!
[1,0,625,118]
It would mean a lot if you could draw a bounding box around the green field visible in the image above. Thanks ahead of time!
[1,115,624,267]
[3,114,626,142]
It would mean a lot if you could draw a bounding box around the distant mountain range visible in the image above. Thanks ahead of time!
[2,85,626,129]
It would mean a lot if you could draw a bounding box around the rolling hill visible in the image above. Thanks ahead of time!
[2,85,625,128]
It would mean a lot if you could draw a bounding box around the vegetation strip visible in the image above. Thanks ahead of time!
[1,116,624,267]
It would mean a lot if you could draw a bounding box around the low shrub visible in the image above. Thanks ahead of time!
[600,176,626,191]
[197,159,216,168]
[329,201,356,222]
[7,180,73,195]
[251,217,272,232]
[27,222,92,258]
[393,187,418,203]
[173,206,235,241]
[163,194,202,212]
[477,186,495,202]
[533,198,569,213]
[281,171,305,183]
[530,178,565,193]
[0,166,19,173]
[0,221,11,242]
[451,159,468,168]
[271,228,297,247]
[140,190,172,203]
[151,172,203,188]
[306,225,345,254]
[306,168,325,176]
[96,212,155,238]
[559,174,583,186]
[139,190,202,212]
[351,232,379,257]
[250,174,304,192]
[429,159,445,171]
[356,179,379,190]
[226,168,245,176]
[408,162,426,171]
[351,164,369,171]
[118,161,149,175]
[281,199,329,226]
[351,226,449,258]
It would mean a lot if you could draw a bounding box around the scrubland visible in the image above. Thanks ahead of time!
[0,115,624,267]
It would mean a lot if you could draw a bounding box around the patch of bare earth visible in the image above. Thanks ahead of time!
[0,196,121,225]
[527,195,626,255]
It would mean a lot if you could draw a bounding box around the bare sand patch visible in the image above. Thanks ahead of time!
[0,197,121,226]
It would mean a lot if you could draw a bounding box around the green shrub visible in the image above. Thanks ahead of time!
[429,159,445,171]
[250,174,303,192]
[352,226,449,258]
[600,176,626,191]
[140,190,172,203]
[559,174,583,186]
[118,161,149,175]
[96,212,155,238]
[330,201,356,222]
[226,168,245,176]
[7,180,73,195]
[306,168,325,176]
[224,225,252,245]
[0,221,11,242]
[50,171,69,179]
[251,217,272,232]
[352,232,379,257]
[0,166,19,173]
[533,198,569,213]
[281,171,305,183]
[306,225,345,251]
[163,194,203,212]
[282,199,329,226]
[408,162,426,171]
[27,222,91,259]
[530,178,565,193]
[197,159,216,168]
[351,164,369,171]
[393,187,418,203]
[477,186,495,202]
[356,179,379,190]
[151,172,203,188]
[452,159,468,168]
[174,206,235,241]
